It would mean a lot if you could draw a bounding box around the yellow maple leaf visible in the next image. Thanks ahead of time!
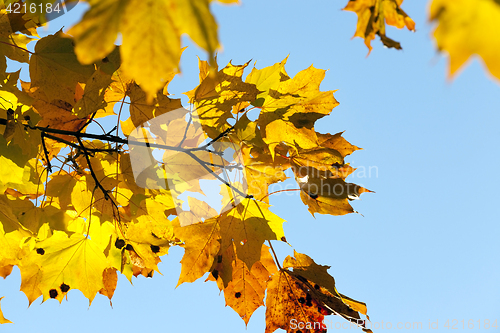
[344,0,415,52]
[45,172,78,210]
[1,1,40,36]
[0,2,36,64]
[188,59,259,139]
[246,58,338,157]
[219,199,285,269]
[29,231,108,303]
[126,81,182,128]
[259,113,319,156]
[279,251,372,331]
[68,0,232,99]
[69,174,95,217]
[73,69,113,119]
[0,297,12,324]
[290,132,360,180]
[265,269,327,333]
[247,58,339,116]
[0,136,38,201]
[223,244,277,325]
[178,197,218,227]
[122,196,176,273]
[173,216,221,286]
[0,218,29,273]
[298,176,372,216]
[240,145,288,202]
[29,31,98,106]
[22,82,88,149]
[19,261,43,305]
[429,0,500,81]
[98,268,118,303]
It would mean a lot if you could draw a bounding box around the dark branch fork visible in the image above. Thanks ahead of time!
[4,118,251,200]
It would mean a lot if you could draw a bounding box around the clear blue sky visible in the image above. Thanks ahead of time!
[2,1,500,332]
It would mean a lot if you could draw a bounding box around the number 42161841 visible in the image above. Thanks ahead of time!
[5,2,61,14]
[444,319,498,329]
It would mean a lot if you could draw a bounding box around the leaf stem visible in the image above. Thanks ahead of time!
[185,150,249,199]
[0,40,34,55]
[77,136,110,201]
[260,188,300,202]
[40,133,53,173]
[267,240,282,271]
[44,132,115,153]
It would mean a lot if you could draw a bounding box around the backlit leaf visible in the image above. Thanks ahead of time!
[224,245,277,324]
[265,268,327,333]
[220,199,285,269]
[282,251,372,331]
[29,31,97,105]
[430,0,500,81]
[344,0,415,52]
[0,297,12,324]
[174,216,221,286]
[29,231,108,303]
[68,0,231,99]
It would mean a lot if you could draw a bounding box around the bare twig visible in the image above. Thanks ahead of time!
[77,136,110,200]
[40,133,53,173]
[185,150,249,199]
[44,133,116,153]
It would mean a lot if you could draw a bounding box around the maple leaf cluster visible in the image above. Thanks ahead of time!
[344,0,500,83]
[0,1,374,331]
[343,0,415,52]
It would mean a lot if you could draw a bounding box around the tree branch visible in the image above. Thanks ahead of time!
[77,136,111,201]
[8,118,248,200]
[40,133,53,173]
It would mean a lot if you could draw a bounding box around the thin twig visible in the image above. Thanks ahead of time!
[196,126,234,151]
[0,40,34,54]
[40,133,52,173]
[21,121,234,153]
[77,136,110,200]
[250,199,283,270]
[260,188,300,202]
[267,240,283,271]
[8,117,249,200]
[44,133,115,153]
[177,112,193,148]
[185,150,249,198]
[78,111,98,133]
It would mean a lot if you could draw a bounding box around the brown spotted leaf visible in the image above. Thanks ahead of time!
[344,0,415,52]
[224,245,277,324]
